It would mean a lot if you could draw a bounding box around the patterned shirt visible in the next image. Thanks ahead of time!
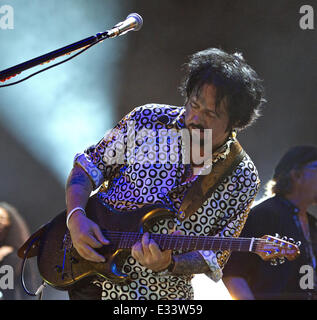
[74,104,260,300]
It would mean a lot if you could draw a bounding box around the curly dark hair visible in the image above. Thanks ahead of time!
[271,145,317,196]
[179,48,266,131]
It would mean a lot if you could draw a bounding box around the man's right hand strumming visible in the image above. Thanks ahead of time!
[66,165,109,263]
[67,211,109,263]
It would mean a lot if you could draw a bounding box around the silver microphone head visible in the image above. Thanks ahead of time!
[108,13,143,38]
[127,13,143,32]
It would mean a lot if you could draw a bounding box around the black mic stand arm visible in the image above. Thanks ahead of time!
[0,30,110,83]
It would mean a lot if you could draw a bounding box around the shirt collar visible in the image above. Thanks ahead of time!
[276,195,300,215]
[212,134,236,164]
[169,107,186,130]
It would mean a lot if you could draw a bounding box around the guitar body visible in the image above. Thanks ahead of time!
[19,196,300,292]
[37,196,173,290]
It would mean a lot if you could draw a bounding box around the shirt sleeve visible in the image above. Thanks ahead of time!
[198,155,260,282]
[74,106,143,189]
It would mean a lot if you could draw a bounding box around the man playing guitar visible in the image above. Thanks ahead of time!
[65,48,266,300]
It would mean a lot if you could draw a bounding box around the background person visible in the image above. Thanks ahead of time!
[223,145,317,300]
[0,202,36,300]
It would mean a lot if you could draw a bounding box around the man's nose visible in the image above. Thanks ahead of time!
[191,113,201,124]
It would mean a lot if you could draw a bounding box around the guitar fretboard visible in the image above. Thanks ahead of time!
[102,231,264,253]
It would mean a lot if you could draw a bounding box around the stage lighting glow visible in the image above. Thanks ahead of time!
[0,0,130,183]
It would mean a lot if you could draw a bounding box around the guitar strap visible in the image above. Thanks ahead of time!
[177,140,246,222]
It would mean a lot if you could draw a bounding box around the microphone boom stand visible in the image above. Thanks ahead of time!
[0,31,110,83]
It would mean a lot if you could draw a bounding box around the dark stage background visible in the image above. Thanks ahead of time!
[0,0,316,299]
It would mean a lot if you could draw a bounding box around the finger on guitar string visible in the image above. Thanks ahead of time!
[171,229,182,236]
[140,233,172,270]
[84,234,104,249]
[141,232,151,257]
[147,229,181,258]
[77,242,106,263]
[148,240,165,260]
[91,224,110,245]
[131,240,146,264]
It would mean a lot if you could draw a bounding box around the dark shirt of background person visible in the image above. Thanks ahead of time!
[223,195,317,299]
[223,145,317,300]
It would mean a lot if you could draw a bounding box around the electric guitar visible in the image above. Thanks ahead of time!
[18,196,301,290]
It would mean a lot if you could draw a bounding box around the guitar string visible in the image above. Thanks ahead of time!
[101,231,291,243]
[101,230,291,243]
[99,231,295,251]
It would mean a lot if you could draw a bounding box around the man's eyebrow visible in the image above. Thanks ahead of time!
[189,95,199,103]
[190,95,218,114]
[191,100,200,106]
[191,95,206,106]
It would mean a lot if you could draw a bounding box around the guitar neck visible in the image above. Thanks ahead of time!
[104,231,261,253]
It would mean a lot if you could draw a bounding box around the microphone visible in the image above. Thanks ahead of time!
[107,13,143,38]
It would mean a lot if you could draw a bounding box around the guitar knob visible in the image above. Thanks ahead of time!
[54,265,63,273]
[278,257,285,264]
[275,233,280,238]
[296,241,302,247]
[71,257,79,264]
[270,259,278,266]
[288,238,294,243]
[282,236,288,241]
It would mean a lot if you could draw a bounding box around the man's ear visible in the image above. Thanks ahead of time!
[290,168,303,184]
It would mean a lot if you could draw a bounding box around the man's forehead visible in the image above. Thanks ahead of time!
[190,85,228,113]
[190,85,216,104]
[192,83,217,97]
